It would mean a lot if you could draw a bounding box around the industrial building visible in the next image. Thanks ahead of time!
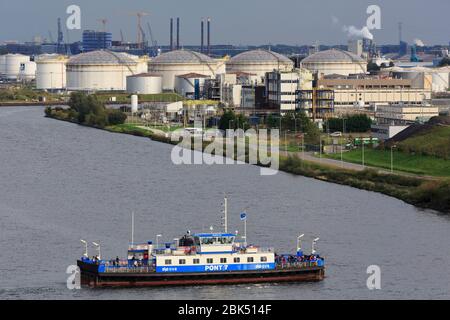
[35,54,69,90]
[315,78,431,111]
[148,49,225,91]
[375,104,439,124]
[226,49,294,84]
[265,69,313,112]
[82,30,113,52]
[66,50,148,91]
[174,73,210,99]
[126,73,162,94]
[390,66,450,93]
[301,49,367,77]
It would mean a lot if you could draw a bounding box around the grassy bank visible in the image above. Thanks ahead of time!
[45,114,450,214]
[326,148,450,177]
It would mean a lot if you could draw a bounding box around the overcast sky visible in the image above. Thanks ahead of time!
[0,0,449,46]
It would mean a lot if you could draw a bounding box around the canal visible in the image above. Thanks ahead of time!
[0,106,449,299]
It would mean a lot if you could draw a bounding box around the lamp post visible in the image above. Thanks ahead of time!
[296,234,305,252]
[92,242,101,260]
[362,138,365,168]
[156,234,162,250]
[391,144,397,173]
[311,237,320,255]
[80,239,88,258]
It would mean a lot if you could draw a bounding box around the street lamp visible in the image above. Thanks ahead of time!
[92,242,101,260]
[391,144,397,173]
[296,234,305,252]
[156,234,162,249]
[311,237,320,255]
[80,239,88,258]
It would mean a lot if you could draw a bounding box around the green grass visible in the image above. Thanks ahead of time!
[327,148,450,177]
[396,126,450,159]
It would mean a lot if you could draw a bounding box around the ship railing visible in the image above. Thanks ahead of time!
[101,265,156,273]
[276,260,324,269]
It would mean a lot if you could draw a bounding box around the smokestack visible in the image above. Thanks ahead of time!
[170,18,174,50]
[201,19,204,53]
[207,17,211,55]
[176,17,180,50]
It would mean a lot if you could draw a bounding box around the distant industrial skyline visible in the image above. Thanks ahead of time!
[0,0,449,46]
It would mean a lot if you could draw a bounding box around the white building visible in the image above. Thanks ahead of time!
[174,73,211,98]
[375,104,439,123]
[371,124,410,140]
[265,69,313,112]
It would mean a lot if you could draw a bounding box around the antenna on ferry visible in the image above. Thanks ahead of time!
[222,195,228,233]
[131,211,135,246]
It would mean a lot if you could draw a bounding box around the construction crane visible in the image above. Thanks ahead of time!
[129,11,149,49]
[120,30,125,43]
[147,22,158,55]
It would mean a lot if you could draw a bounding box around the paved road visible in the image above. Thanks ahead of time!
[290,151,439,181]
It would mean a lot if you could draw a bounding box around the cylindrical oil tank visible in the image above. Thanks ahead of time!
[4,54,31,80]
[148,50,220,91]
[0,55,6,77]
[66,50,140,91]
[18,61,37,81]
[174,73,210,99]
[126,73,162,94]
[226,49,294,83]
[35,54,68,90]
[431,72,449,92]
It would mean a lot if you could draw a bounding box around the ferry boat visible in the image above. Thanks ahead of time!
[77,199,325,287]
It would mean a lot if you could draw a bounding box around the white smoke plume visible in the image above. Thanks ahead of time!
[331,15,374,41]
[343,25,374,40]
[413,38,425,47]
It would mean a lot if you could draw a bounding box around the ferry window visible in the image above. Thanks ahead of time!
[207,258,213,264]
[179,259,186,265]
[220,258,227,263]
[260,256,268,262]
[234,257,240,263]
[164,259,172,265]
[193,259,200,264]
[247,257,254,263]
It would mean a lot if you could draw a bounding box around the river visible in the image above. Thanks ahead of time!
[0,106,449,299]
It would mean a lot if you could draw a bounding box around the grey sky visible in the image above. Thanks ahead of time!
[0,0,449,45]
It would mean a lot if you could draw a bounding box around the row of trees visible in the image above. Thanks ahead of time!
[326,114,372,133]
[67,92,127,127]
[217,110,321,144]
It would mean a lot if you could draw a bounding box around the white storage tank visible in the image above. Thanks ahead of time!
[18,61,37,81]
[4,54,32,80]
[66,50,141,91]
[148,49,221,91]
[126,73,162,94]
[174,73,210,99]
[301,49,367,76]
[35,54,68,90]
[226,49,294,84]
[0,55,6,78]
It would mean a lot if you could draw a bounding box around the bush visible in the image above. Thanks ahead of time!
[107,109,127,125]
